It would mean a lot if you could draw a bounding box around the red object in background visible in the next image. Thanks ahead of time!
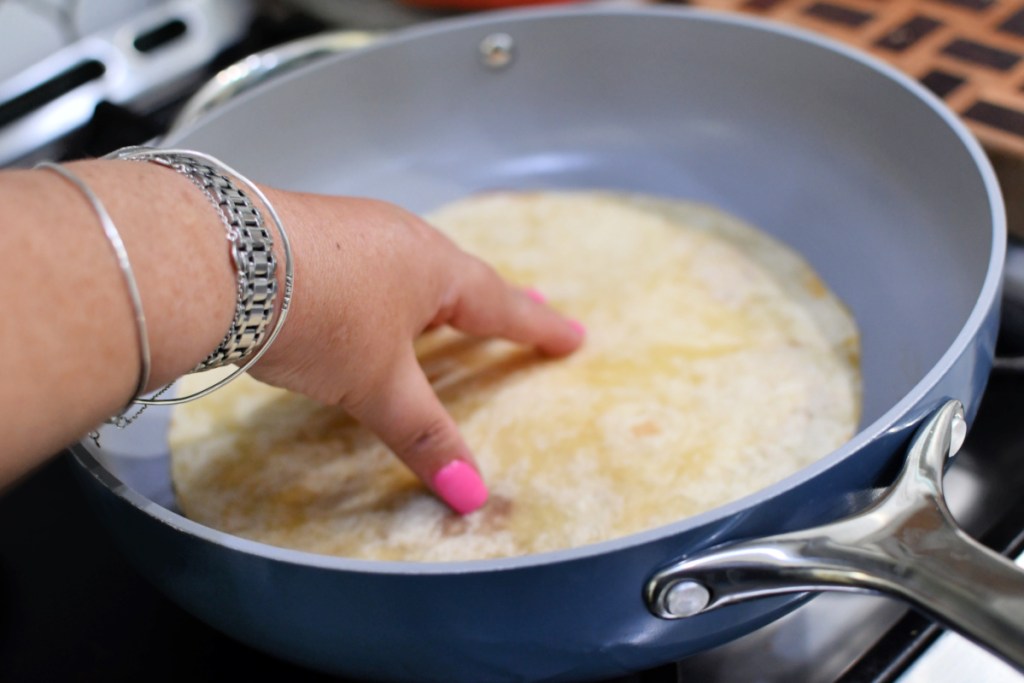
[401,0,583,9]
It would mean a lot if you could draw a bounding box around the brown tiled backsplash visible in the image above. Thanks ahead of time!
[653,0,1024,158]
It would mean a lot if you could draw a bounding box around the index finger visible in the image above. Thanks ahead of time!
[441,255,585,357]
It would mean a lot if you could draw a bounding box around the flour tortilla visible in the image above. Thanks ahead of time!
[169,192,861,562]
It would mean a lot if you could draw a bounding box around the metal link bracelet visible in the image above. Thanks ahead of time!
[105,146,294,406]
[111,148,278,371]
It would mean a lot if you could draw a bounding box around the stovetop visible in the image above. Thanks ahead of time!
[2,2,1024,681]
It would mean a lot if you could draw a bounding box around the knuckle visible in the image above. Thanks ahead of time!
[465,256,498,285]
[397,416,454,462]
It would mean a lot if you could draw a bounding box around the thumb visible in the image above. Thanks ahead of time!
[349,351,488,515]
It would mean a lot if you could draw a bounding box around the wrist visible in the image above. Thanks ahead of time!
[94,148,297,410]
[242,185,306,371]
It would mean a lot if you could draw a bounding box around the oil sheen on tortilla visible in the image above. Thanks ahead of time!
[169,192,861,562]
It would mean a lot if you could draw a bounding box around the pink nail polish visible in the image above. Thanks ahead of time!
[569,319,586,336]
[432,460,489,515]
[524,287,547,304]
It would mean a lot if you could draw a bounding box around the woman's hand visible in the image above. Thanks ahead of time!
[0,158,582,511]
[250,191,585,513]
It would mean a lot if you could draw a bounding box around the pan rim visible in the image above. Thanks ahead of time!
[74,5,1007,576]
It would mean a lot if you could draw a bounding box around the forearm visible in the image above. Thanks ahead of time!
[0,155,583,513]
[0,160,236,484]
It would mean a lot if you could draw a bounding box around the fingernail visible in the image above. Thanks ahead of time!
[569,319,586,337]
[524,287,547,304]
[432,460,489,515]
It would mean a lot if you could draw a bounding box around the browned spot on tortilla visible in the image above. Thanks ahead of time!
[480,494,513,533]
[804,272,829,298]
[441,514,469,537]
[440,494,513,537]
[843,337,861,367]
[631,420,662,437]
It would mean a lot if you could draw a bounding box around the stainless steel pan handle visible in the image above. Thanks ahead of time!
[646,400,1024,672]
[166,30,378,138]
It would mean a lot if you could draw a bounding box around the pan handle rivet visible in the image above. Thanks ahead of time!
[479,33,515,70]
[664,580,711,617]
